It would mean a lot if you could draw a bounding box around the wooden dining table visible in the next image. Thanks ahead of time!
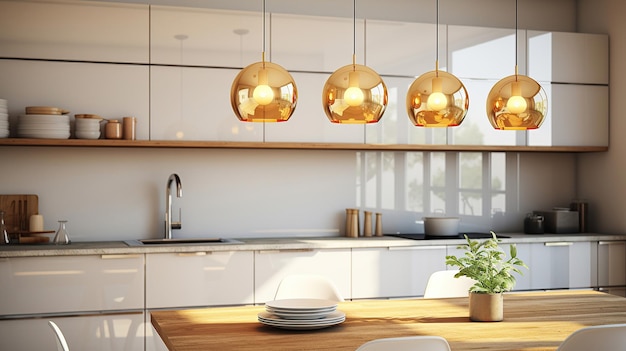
[151,290,626,351]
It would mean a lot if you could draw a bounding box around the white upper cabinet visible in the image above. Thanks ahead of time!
[271,14,363,72]
[528,31,609,85]
[0,0,148,63]
[150,6,261,67]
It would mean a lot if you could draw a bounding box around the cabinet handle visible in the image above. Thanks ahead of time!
[177,252,209,257]
[544,242,573,247]
[257,249,314,254]
[388,245,446,251]
[598,241,626,245]
[100,254,142,259]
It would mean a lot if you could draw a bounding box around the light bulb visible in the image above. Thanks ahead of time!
[344,70,364,107]
[426,77,447,111]
[507,81,527,114]
[253,84,273,105]
[252,68,274,105]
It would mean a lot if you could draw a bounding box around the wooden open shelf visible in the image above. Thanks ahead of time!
[0,138,608,153]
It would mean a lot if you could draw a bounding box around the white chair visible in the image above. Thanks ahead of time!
[556,323,626,351]
[355,336,451,351]
[423,269,476,298]
[48,320,70,351]
[273,274,345,301]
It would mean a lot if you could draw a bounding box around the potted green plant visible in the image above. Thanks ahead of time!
[445,231,527,322]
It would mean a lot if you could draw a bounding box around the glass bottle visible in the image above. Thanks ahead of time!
[0,211,9,244]
[53,220,71,245]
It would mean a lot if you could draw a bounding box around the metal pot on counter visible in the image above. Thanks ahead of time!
[423,216,460,237]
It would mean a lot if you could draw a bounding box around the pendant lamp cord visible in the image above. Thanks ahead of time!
[435,0,440,76]
[261,0,266,68]
[514,0,519,78]
[352,0,357,68]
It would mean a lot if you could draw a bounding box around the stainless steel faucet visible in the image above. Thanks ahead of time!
[165,173,183,239]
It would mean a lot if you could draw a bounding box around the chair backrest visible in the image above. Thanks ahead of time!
[355,336,451,351]
[556,323,626,351]
[48,320,70,351]
[273,274,345,302]
[423,269,476,298]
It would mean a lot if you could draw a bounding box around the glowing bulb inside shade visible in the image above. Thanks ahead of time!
[507,81,527,114]
[252,68,274,105]
[344,70,364,107]
[426,76,447,111]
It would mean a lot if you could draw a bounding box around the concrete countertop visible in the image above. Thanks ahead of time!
[2,233,626,258]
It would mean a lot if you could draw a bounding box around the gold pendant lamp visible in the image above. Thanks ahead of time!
[406,0,469,127]
[322,0,388,124]
[486,0,547,130]
[230,0,298,122]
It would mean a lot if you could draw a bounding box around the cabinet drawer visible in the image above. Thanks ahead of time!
[0,255,144,316]
[146,251,254,308]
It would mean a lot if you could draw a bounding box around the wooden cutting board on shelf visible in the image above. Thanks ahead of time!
[0,194,39,233]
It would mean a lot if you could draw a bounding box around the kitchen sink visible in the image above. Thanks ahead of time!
[124,238,242,246]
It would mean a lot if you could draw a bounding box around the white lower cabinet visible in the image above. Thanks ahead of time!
[0,254,144,351]
[146,251,254,309]
[352,246,447,299]
[254,248,351,304]
[0,312,145,351]
[512,241,594,291]
[596,241,626,296]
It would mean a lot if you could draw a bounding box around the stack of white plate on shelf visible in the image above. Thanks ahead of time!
[18,106,70,139]
[258,298,345,330]
[74,114,103,139]
[0,99,8,138]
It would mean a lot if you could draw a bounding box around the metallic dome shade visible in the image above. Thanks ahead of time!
[230,61,298,122]
[486,74,548,130]
[406,70,469,127]
[322,64,388,124]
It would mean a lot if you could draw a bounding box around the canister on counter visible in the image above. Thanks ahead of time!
[570,200,588,233]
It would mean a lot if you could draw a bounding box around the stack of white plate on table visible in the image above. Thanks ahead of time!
[0,99,8,138]
[258,298,345,330]
[18,106,70,139]
[74,114,103,139]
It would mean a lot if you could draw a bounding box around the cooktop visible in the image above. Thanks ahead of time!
[385,233,510,240]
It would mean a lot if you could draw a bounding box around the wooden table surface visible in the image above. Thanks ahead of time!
[151,290,626,351]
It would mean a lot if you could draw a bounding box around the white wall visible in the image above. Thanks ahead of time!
[577,0,626,234]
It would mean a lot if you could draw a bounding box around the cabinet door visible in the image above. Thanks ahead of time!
[0,1,149,63]
[516,241,594,290]
[254,249,351,304]
[528,31,609,85]
[0,254,144,316]
[597,241,626,295]
[352,246,447,299]
[527,84,608,147]
[0,312,145,351]
[146,251,254,309]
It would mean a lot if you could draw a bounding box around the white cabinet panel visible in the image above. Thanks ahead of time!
[515,241,594,290]
[528,84,608,147]
[0,254,144,316]
[254,249,351,304]
[0,59,149,140]
[150,66,263,141]
[150,6,260,67]
[528,31,609,85]
[271,14,362,72]
[0,312,145,351]
[264,72,365,143]
[146,251,254,309]
[0,1,148,63]
[352,246,447,299]
[597,241,626,289]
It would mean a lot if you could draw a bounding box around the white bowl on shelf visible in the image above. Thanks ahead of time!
[75,130,100,139]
